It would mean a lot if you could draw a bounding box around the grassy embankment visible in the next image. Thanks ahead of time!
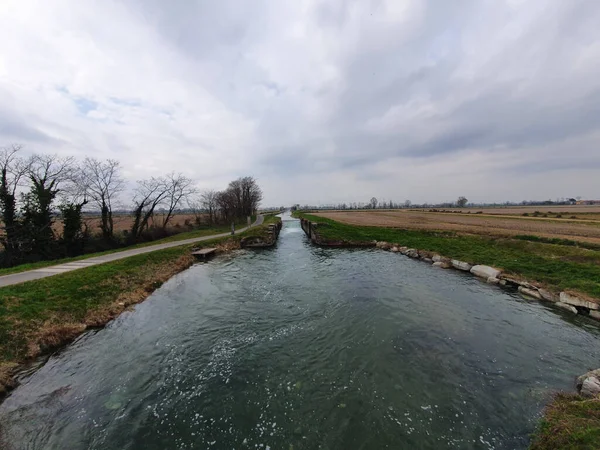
[295,211,600,449]
[0,216,275,395]
[529,394,600,450]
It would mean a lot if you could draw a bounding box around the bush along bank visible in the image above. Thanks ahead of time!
[297,214,600,449]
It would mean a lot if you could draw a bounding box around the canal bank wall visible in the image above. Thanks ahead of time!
[241,220,282,248]
[300,217,600,323]
[300,218,375,247]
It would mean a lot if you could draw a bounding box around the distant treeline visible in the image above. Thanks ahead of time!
[0,144,262,268]
[292,197,581,211]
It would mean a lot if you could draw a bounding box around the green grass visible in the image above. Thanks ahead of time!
[530,394,600,450]
[514,235,600,251]
[298,213,600,298]
[0,223,247,277]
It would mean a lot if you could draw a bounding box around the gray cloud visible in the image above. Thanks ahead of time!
[1,0,599,206]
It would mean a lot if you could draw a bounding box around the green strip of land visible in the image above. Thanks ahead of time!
[297,212,600,298]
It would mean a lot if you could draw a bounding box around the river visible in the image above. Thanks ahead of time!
[1,213,600,449]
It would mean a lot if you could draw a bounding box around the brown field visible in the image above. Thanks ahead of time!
[313,210,600,245]
[0,213,207,237]
[421,205,600,220]
[57,213,205,235]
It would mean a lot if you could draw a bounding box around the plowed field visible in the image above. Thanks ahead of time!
[314,210,600,245]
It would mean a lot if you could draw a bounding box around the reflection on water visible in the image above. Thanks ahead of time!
[2,212,600,449]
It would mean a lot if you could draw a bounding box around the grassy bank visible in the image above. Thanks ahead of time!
[530,394,600,450]
[297,213,600,298]
[0,217,275,395]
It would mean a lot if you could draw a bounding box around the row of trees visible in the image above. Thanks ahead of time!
[299,196,592,211]
[0,144,262,267]
[295,196,472,211]
[198,177,263,226]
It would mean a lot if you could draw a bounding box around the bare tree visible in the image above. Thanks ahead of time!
[239,176,262,217]
[218,176,263,221]
[81,158,124,240]
[456,196,468,208]
[370,197,378,209]
[200,189,218,225]
[130,177,169,240]
[0,144,28,197]
[215,189,236,223]
[161,172,196,229]
[404,199,411,208]
[0,144,30,259]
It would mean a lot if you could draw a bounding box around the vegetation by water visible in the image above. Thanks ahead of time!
[530,394,600,450]
[295,212,600,298]
[0,218,275,395]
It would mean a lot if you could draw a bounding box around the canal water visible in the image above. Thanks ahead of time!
[2,213,600,449]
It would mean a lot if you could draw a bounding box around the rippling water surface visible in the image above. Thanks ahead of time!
[2,213,600,449]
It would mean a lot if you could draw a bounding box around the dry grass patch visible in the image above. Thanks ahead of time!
[530,393,600,450]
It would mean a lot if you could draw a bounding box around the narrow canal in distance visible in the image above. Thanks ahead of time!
[2,213,600,449]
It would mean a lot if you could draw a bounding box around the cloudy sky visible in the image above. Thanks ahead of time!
[1,0,599,206]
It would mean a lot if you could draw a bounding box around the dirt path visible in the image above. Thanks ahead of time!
[0,215,264,288]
